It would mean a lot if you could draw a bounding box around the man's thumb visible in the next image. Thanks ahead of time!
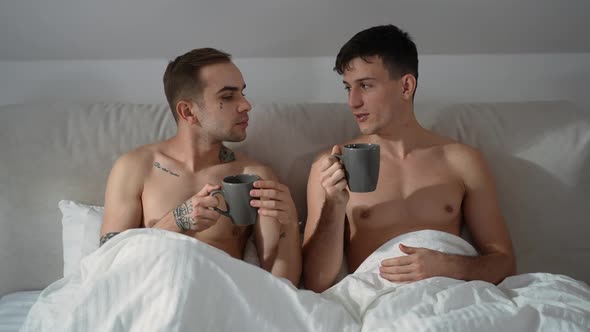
[331,145,342,156]
[399,243,417,254]
[197,183,220,196]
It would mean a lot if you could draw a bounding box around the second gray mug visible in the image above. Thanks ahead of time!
[334,143,380,192]
[209,174,260,225]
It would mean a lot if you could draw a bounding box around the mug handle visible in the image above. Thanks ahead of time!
[209,190,230,217]
[333,154,343,161]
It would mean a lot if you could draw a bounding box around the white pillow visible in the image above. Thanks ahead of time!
[58,200,260,277]
[58,200,104,277]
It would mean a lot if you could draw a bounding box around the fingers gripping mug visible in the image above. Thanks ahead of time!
[333,144,380,193]
[209,174,260,225]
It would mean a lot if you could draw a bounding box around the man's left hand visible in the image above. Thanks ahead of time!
[379,244,451,282]
[250,180,298,226]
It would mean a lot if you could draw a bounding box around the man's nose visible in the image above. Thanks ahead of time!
[348,88,363,109]
[238,96,252,113]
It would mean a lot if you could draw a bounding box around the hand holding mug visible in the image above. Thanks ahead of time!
[333,143,380,193]
[173,184,222,232]
[249,180,298,226]
[209,174,260,226]
[319,145,350,205]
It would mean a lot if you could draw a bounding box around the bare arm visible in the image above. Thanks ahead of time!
[450,147,516,283]
[100,153,145,244]
[302,146,349,292]
[380,146,516,284]
[251,168,301,286]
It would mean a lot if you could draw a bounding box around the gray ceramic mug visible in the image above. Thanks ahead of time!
[209,174,261,225]
[334,144,380,192]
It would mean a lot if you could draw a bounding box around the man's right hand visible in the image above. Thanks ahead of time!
[319,145,349,205]
[173,184,222,232]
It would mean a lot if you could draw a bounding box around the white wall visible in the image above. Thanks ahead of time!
[2,1,589,60]
[1,53,589,109]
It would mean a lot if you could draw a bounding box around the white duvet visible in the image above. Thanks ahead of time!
[21,229,590,331]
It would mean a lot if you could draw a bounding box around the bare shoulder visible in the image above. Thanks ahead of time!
[111,143,158,176]
[442,142,486,166]
[441,142,493,185]
[237,153,278,181]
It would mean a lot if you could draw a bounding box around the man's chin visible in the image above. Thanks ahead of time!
[359,126,376,135]
[223,134,247,143]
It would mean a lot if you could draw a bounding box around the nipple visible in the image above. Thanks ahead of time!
[444,205,454,213]
[360,209,371,219]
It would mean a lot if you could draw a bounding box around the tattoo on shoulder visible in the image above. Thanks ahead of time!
[99,232,120,247]
[153,162,180,177]
[219,145,235,163]
[173,200,194,232]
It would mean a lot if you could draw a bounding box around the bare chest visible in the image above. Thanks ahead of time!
[349,156,463,221]
[141,161,250,245]
[345,156,464,269]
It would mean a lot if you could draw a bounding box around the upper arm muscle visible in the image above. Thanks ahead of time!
[100,153,145,235]
[454,148,513,255]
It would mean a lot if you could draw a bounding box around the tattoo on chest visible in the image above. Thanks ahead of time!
[173,200,194,232]
[153,162,180,177]
[99,232,120,247]
[219,145,235,163]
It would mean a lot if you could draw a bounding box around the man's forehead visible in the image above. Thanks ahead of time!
[343,56,387,80]
[200,62,245,89]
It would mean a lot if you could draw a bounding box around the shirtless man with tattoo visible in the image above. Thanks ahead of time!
[100,48,301,285]
[303,25,515,292]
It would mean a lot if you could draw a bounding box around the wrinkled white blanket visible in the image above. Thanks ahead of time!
[22,229,590,331]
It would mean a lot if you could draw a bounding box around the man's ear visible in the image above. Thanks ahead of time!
[176,100,199,124]
[400,74,417,101]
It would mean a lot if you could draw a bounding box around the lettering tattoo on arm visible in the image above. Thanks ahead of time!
[99,232,120,247]
[173,200,194,232]
[153,162,180,177]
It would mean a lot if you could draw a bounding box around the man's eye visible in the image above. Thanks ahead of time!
[361,83,370,89]
[221,95,233,100]
[344,86,351,92]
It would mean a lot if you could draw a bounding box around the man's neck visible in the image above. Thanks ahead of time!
[370,116,431,160]
[167,130,232,172]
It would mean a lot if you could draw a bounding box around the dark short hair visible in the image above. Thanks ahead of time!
[334,25,418,81]
[163,48,231,121]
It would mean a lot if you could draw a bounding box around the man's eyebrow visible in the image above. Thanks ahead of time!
[216,84,246,94]
[342,77,376,85]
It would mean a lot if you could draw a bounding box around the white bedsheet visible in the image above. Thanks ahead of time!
[325,230,590,331]
[0,291,41,332]
[21,229,590,331]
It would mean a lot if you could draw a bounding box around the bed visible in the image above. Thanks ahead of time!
[1,101,589,330]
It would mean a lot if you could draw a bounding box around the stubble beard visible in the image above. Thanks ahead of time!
[222,129,247,143]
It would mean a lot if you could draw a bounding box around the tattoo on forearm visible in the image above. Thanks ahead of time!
[99,232,120,247]
[219,145,235,163]
[173,200,194,232]
[153,162,180,177]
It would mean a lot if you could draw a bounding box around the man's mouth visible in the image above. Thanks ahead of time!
[354,113,369,122]
[236,118,249,128]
